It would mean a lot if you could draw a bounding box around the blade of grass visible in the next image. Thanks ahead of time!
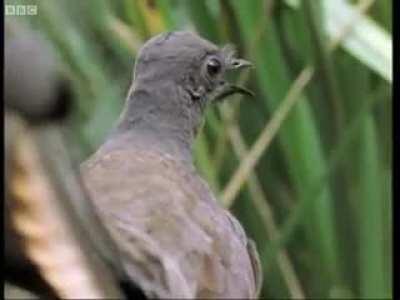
[155,0,178,30]
[358,114,387,298]
[260,86,385,286]
[123,0,150,38]
[303,0,345,137]
[186,0,220,42]
[136,0,166,36]
[322,0,392,82]
[108,17,142,55]
[381,168,392,295]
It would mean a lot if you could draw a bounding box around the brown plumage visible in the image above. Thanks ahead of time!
[81,31,262,299]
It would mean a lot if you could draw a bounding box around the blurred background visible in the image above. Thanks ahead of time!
[5,0,392,298]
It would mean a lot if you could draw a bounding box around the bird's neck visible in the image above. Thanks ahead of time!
[113,80,203,162]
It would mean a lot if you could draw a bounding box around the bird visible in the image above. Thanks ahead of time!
[81,31,262,299]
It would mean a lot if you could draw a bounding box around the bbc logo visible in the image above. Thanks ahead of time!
[5,5,38,16]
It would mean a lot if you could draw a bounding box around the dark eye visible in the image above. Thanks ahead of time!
[206,58,221,76]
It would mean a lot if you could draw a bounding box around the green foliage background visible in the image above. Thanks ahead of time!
[16,0,392,298]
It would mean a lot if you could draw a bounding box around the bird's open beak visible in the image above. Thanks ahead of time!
[230,58,253,70]
[213,58,254,102]
[214,83,254,102]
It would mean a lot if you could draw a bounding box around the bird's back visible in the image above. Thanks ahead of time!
[81,132,261,298]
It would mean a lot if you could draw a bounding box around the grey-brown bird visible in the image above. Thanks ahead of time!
[81,31,262,299]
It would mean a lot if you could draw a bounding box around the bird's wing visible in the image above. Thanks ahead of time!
[247,238,263,298]
[223,210,263,298]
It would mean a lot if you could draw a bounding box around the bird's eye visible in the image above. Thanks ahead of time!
[206,58,221,76]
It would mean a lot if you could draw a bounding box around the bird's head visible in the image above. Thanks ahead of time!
[133,31,253,107]
[119,31,253,152]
